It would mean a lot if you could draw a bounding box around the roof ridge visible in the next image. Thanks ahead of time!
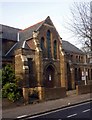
[63,40,80,49]
[19,20,44,32]
[0,24,21,30]
[62,40,83,54]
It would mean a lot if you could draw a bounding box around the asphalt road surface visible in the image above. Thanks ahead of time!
[23,101,92,120]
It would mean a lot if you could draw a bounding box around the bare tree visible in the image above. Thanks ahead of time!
[68,1,92,53]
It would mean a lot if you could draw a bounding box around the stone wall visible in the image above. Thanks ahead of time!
[15,49,24,80]
[42,87,66,100]
[60,51,66,88]
[76,85,92,95]
[23,87,66,103]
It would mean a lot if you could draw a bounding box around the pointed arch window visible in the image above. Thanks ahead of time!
[53,40,57,59]
[40,37,45,57]
[40,37,44,51]
[47,30,51,58]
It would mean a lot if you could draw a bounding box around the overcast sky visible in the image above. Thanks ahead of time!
[0,0,91,48]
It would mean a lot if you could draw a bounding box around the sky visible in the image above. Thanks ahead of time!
[0,0,91,48]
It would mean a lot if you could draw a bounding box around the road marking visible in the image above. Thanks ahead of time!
[67,113,77,118]
[17,115,27,118]
[82,109,90,113]
[17,101,92,119]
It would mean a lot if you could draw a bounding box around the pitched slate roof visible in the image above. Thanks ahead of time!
[4,20,44,56]
[19,20,44,41]
[0,24,21,41]
[2,17,84,57]
[62,40,84,54]
[6,41,30,57]
[11,20,44,52]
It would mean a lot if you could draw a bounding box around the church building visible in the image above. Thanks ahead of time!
[1,16,92,100]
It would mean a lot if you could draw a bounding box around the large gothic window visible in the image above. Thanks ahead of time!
[53,40,57,59]
[40,37,44,51]
[47,30,51,58]
[40,37,45,57]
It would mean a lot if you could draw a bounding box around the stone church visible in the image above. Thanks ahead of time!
[1,16,92,100]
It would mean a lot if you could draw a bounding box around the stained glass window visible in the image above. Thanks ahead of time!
[54,40,57,59]
[40,37,45,57]
[40,37,44,51]
[47,30,51,58]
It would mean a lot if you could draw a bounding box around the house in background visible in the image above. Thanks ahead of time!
[62,40,92,89]
[1,16,92,100]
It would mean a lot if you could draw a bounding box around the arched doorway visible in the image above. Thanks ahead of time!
[44,65,55,88]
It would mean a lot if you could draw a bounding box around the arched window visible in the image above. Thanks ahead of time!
[53,40,57,59]
[40,37,45,57]
[47,30,51,58]
[40,37,44,51]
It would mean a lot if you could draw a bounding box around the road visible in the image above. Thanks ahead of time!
[22,101,92,120]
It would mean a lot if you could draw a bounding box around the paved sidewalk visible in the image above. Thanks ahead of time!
[2,91,92,119]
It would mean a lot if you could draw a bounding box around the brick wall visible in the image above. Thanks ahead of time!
[76,85,92,95]
[42,87,66,100]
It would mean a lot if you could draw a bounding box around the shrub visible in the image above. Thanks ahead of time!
[2,83,21,102]
[7,92,20,102]
[2,64,15,87]
[2,64,21,102]
[2,83,10,98]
